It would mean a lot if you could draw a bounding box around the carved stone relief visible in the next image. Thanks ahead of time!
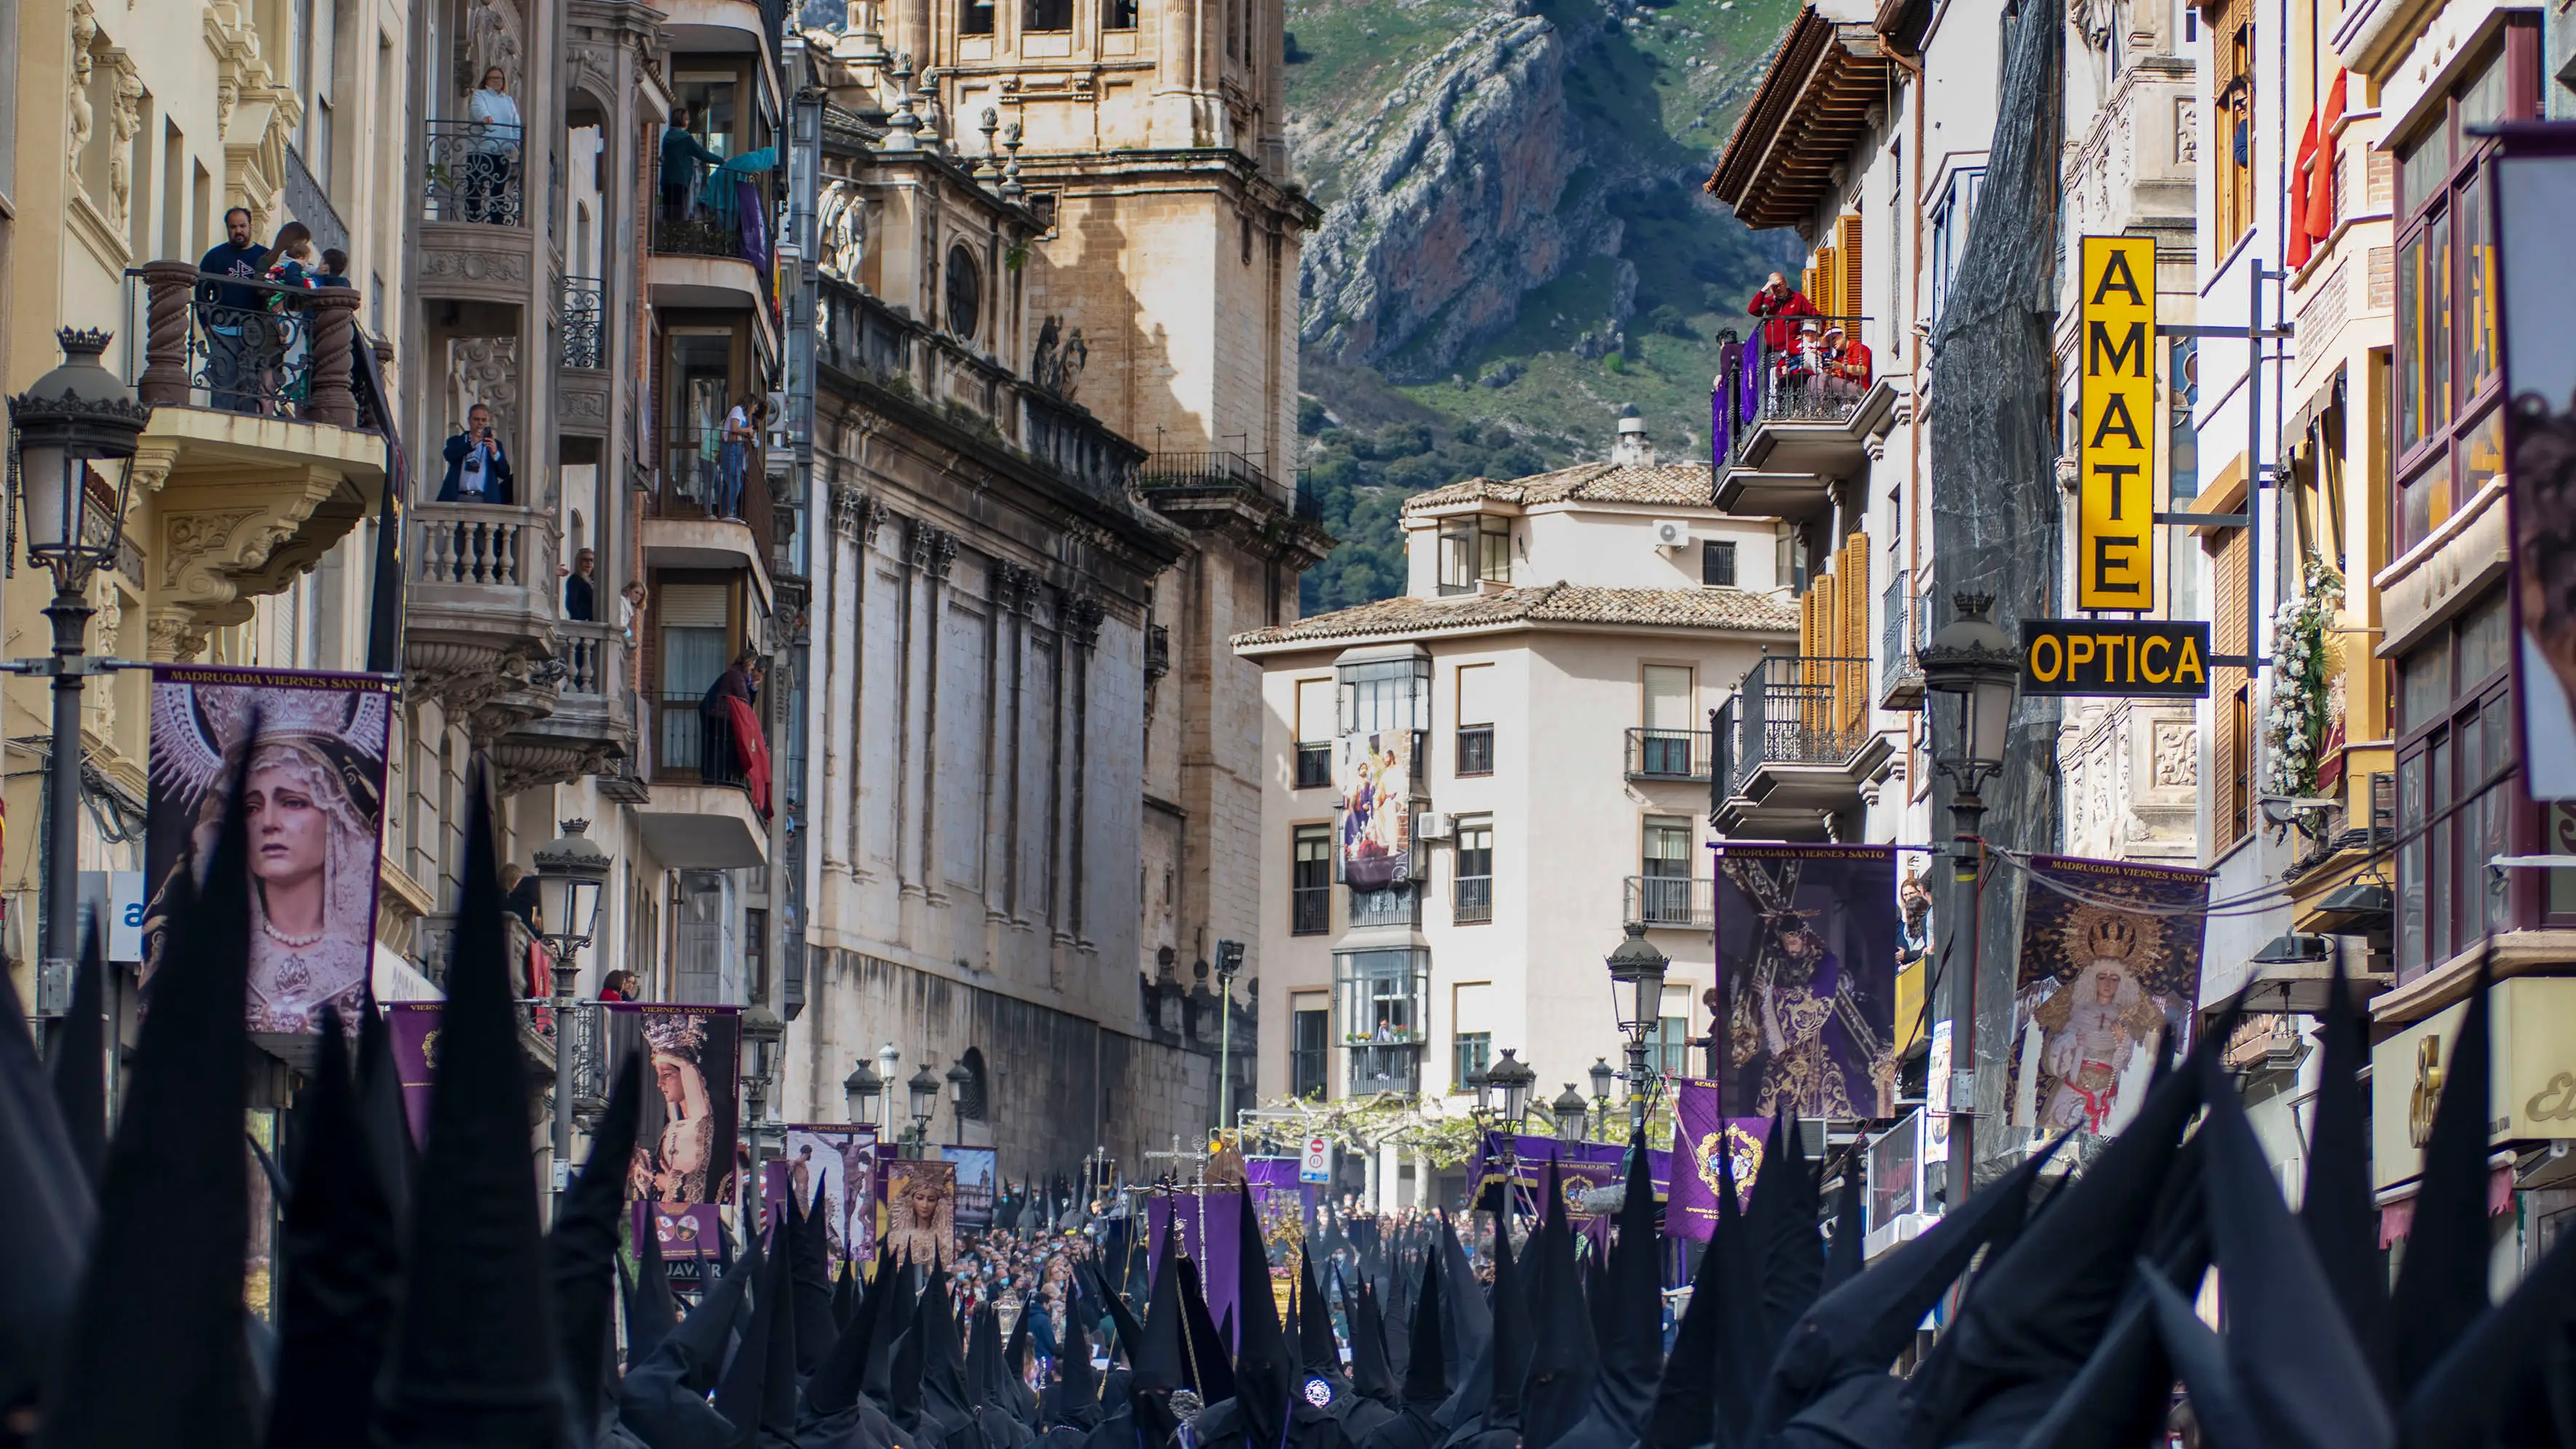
[818,179,865,281]
[447,335,522,456]
[2154,721,2197,787]
[462,0,524,95]
[68,2,97,204]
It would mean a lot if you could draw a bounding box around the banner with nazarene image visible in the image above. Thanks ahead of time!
[1714,843,1900,1120]
[2006,854,2210,1137]
[609,1003,742,1206]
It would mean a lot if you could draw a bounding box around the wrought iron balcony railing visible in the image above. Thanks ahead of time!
[1713,655,1874,800]
[1712,313,1872,467]
[559,276,605,369]
[423,118,526,226]
[1624,874,1714,928]
[1626,727,1714,782]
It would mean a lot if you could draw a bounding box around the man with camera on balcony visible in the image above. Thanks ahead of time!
[438,404,515,505]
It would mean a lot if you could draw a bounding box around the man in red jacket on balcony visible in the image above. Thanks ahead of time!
[1822,324,1873,400]
[1746,272,1820,354]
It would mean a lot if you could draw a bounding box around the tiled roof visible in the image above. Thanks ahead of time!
[1231,582,1799,651]
[1401,462,1717,514]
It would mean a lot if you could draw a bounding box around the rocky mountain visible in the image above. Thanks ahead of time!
[1285,0,1800,611]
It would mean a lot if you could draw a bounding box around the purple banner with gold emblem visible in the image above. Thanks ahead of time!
[387,1001,441,1145]
[1666,1077,1770,1242]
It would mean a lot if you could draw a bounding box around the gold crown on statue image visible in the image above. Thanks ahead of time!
[2061,903,2160,969]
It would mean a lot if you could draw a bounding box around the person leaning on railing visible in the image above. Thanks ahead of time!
[195,206,270,413]
[259,222,320,416]
[659,105,729,223]
[467,66,523,223]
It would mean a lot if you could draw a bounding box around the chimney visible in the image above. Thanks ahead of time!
[1610,406,1654,467]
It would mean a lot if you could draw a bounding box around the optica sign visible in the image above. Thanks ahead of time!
[2018,619,2211,697]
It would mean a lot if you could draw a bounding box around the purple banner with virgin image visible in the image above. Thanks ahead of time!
[387,1001,441,1146]
[1665,1076,1773,1243]
[1147,1188,1243,1346]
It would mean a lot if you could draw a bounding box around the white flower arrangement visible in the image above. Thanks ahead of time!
[2261,556,2346,800]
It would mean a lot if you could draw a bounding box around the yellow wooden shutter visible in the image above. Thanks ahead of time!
[1837,214,1865,322]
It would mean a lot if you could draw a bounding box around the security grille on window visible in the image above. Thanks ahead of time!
[1701,539,1737,587]
[1291,1000,1329,1100]
[1295,677,1333,788]
[1456,662,1495,776]
[1454,816,1493,924]
[1437,515,1510,595]
[1292,824,1332,936]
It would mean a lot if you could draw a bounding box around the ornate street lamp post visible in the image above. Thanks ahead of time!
[1605,922,1669,1141]
[533,819,610,1216]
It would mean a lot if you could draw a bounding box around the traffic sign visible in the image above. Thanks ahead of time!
[1299,1133,1331,1183]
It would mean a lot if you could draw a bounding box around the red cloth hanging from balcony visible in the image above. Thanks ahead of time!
[724,693,772,819]
[2310,70,2348,244]
[2289,111,2319,270]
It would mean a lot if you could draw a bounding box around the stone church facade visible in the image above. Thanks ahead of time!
[773,0,1328,1177]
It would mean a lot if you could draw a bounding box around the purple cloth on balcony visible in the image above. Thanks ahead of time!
[737,180,769,270]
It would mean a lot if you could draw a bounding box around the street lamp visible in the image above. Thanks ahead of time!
[1214,938,1245,1136]
[945,1058,974,1141]
[844,1056,884,1128]
[741,1005,785,1171]
[9,329,150,1021]
[1605,921,1669,1139]
[533,818,611,1216]
[1485,1048,1535,1129]
[1917,589,2018,1208]
[1552,1083,1588,1144]
[1589,1057,1616,1137]
[905,1064,940,1157]
[1918,591,2018,883]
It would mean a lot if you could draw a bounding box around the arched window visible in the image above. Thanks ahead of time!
[959,1045,991,1120]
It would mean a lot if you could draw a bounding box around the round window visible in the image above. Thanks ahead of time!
[944,244,982,342]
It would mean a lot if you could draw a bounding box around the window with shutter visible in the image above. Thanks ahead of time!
[2210,523,2251,845]
[1837,213,1865,321]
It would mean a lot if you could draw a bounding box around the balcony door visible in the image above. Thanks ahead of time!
[658,582,730,779]
[666,331,736,511]
[1642,816,1693,926]
[1642,665,1695,774]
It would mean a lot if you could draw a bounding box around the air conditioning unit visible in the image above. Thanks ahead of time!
[1652,519,1692,550]
[1416,811,1455,841]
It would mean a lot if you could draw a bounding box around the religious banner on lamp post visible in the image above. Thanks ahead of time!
[883,1157,958,1268]
[783,1125,878,1267]
[2006,854,2210,1136]
[1663,1077,1769,1243]
[1714,843,1899,1119]
[387,1000,442,1146]
[607,1003,742,1205]
[946,1145,999,1232]
[2077,235,2158,610]
[143,666,396,1034]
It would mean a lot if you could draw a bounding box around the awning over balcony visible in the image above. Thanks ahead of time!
[1704,7,1895,233]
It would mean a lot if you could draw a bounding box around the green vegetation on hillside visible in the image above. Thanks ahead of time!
[1286,0,1801,614]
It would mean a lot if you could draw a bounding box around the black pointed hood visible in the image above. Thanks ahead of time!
[793,1182,840,1376]
[2398,1209,2576,1449]
[1298,1248,1343,1379]
[1131,1235,1189,1397]
[1588,1137,1662,1439]
[625,1207,680,1372]
[43,745,258,1449]
[864,1261,919,1402]
[1517,1160,1598,1449]
[761,1232,803,1444]
[1083,1259,1146,1371]
[1901,1035,2204,1448]
[2386,956,2495,1399]
[1480,1200,1530,1431]
[1401,1253,1447,1409]
[921,1274,974,1428]
[2301,958,2383,1366]
[353,987,416,1243]
[809,1245,894,1417]
[1176,1255,1237,1407]
[0,931,95,1420]
[549,1053,643,1433]
[711,1238,779,1442]
[1748,1112,1823,1354]
[1642,1216,1724,1449]
[617,1240,755,1449]
[266,1007,406,1449]
[834,1259,859,1335]
[1045,1294,1100,1429]
[1435,1216,1490,1377]
[47,924,107,1189]
[2140,1264,2264,1449]
[1703,1119,1769,1449]
[375,772,563,1449]
[1349,1275,1398,1409]
[1754,1132,2071,1439]
[1231,1189,1295,1448]
[2194,1047,2391,1448]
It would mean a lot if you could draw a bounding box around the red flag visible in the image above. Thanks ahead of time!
[2289,112,2319,270]
[2309,71,2348,243]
